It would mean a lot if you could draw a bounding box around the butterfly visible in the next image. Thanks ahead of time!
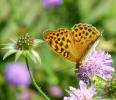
[43,23,101,66]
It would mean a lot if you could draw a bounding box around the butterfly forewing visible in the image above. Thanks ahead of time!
[71,23,101,62]
[43,28,77,62]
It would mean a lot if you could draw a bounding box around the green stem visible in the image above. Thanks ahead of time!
[25,57,50,100]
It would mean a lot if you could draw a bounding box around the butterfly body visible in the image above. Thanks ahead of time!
[43,23,101,64]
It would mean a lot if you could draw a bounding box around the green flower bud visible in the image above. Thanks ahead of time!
[16,33,34,50]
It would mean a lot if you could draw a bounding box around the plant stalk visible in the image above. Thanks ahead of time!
[25,57,50,100]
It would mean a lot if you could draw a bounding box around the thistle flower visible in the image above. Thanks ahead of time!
[16,90,30,100]
[48,85,63,97]
[3,33,43,63]
[3,33,50,100]
[5,62,31,86]
[76,50,115,83]
[41,0,63,8]
[64,80,95,100]
[75,65,94,84]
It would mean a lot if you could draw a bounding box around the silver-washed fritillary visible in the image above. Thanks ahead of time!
[43,23,101,64]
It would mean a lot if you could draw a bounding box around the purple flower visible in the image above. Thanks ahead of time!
[16,90,30,100]
[75,65,94,84]
[5,62,31,86]
[64,80,95,100]
[76,50,115,82]
[48,85,63,97]
[41,0,63,8]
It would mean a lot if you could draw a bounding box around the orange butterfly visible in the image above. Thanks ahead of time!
[43,23,101,65]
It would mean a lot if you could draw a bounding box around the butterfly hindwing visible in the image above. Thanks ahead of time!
[71,23,101,62]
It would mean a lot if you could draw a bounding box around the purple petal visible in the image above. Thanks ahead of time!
[79,80,87,91]
[88,85,95,97]
[64,97,75,100]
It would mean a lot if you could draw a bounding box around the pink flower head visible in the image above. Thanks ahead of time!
[48,85,63,97]
[41,0,63,8]
[64,80,95,100]
[16,90,30,100]
[5,62,31,86]
[76,50,114,83]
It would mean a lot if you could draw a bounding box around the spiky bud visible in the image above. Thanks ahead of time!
[16,33,34,50]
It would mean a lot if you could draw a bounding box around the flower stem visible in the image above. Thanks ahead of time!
[25,57,50,100]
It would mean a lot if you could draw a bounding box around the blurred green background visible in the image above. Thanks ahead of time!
[0,0,116,100]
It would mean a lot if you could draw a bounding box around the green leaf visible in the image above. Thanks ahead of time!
[15,51,22,61]
[65,89,70,94]
[3,49,17,60]
[26,51,37,63]
[32,50,41,64]
[2,43,14,50]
